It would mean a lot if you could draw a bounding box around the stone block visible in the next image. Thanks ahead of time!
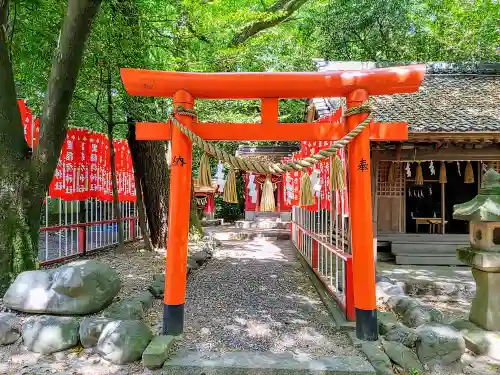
[360,342,393,375]
[142,335,175,369]
[469,268,500,330]
[451,319,500,360]
[381,340,424,374]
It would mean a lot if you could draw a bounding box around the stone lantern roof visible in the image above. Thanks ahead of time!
[453,169,500,222]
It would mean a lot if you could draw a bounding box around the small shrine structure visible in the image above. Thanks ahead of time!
[237,145,299,221]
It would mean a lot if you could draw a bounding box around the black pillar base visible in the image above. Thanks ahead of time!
[163,303,185,336]
[355,308,378,341]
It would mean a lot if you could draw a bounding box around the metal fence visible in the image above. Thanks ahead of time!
[39,197,141,265]
[290,163,355,320]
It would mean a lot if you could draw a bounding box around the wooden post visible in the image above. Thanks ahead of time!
[441,183,446,235]
[347,89,378,341]
[163,90,194,335]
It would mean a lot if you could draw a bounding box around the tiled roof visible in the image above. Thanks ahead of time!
[235,145,300,164]
[313,61,500,133]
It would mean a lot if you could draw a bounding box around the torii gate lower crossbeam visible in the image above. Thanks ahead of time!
[121,66,425,341]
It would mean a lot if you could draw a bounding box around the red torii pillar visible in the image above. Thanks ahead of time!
[121,66,425,340]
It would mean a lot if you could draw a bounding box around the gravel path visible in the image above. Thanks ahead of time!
[180,238,359,359]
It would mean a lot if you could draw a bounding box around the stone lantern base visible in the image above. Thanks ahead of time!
[457,247,500,331]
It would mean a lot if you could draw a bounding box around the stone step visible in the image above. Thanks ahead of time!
[234,220,291,230]
[162,351,375,374]
[395,254,465,266]
[202,219,224,227]
[211,231,290,241]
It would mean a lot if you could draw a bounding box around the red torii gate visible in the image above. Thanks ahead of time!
[120,66,425,341]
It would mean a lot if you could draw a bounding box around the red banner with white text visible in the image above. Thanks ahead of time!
[18,101,136,202]
[283,106,349,215]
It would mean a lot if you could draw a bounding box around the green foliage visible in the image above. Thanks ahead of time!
[214,173,246,221]
[319,0,498,62]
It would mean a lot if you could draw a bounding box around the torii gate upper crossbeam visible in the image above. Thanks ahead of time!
[120,65,425,342]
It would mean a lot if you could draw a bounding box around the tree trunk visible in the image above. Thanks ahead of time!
[127,119,152,251]
[127,122,170,249]
[106,68,125,252]
[0,0,102,293]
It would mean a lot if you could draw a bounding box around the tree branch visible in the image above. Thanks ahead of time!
[231,0,309,47]
[0,0,9,26]
[0,0,29,164]
[74,93,108,125]
[8,0,15,59]
[33,0,102,192]
[186,21,211,44]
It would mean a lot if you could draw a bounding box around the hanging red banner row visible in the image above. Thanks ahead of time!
[18,100,136,202]
[282,109,349,216]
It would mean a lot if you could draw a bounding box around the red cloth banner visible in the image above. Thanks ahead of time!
[48,129,136,202]
[287,105,349,214]
[19,100,136,201]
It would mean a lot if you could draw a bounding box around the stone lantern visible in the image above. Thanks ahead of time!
[453,168,500,331]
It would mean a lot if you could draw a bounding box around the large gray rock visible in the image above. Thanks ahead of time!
[385,326,418,348]
[402,305,443,328]
[0,313,20,345]
[360,342,393,375]
[382,340,424,374]
[23,316,79,355]
[191,250,211,266]
[142,335,176,369]
[377,312,401,335]
[387,296,421,316]
[187,257,200,271]
[96,320,153,364]
[133,291,154,310]
[102,298,144,320]
[79,317,114,348]
[376,278,405,302]
[3,260,121,315]
[416,323,466,366]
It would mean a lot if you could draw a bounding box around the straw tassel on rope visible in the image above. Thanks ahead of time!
[439,162,447,184]
[464,161,475,184]
[197,153,212,188]
[415,162,424,185]
[299,172,314,206]
[330,155,345,191]
[388,162,396,185]
[259,176,276,212]
[223,168,238,204]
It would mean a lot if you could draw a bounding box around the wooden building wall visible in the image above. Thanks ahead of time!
[376,161,404,233]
